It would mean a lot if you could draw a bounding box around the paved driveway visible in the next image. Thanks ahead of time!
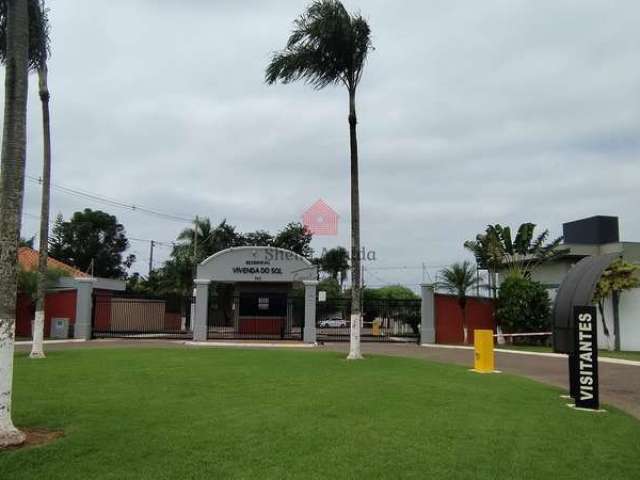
[322,342,640,419]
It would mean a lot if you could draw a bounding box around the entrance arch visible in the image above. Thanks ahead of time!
[192,246,318,343]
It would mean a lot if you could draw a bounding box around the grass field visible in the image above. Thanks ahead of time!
[497,344,640,361]
[2,348,639,479]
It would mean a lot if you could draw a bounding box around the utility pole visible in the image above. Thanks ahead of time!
[148,240,155,276]
[422,262,426,283]
[193,215,199,267]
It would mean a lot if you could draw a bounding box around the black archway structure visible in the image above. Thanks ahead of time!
[552,253,619,354]
[552,253,619,404]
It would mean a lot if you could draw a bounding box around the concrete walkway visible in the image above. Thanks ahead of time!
[14,339,640,419]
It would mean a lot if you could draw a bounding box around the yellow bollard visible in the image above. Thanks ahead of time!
[372,320,380,336]
[473,329,495,373]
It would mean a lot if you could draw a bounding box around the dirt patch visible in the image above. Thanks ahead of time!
[4,429,64,450]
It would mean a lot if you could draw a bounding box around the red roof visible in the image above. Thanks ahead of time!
[18,247,88,278]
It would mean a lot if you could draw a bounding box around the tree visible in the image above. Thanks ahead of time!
[490,223,565,277]
[496,274,551,339]
[319,246,349,286]
[593,259,640,351]
[18,236,34,248]
[48,209,135,278]
[465,223,565,294]
[242,230,273,247]
[0,0,30,449]
[31,0,51,359]
[438,261,478,344]
[17,265,66,301]
[272,222,313,258]
[177,218,244,265]
[266,0,373,360]
[464,228,503,298]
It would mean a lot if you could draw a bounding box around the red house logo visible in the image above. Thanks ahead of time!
[302,199,339,236]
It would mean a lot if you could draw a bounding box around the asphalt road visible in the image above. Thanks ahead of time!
[322,342,640,419]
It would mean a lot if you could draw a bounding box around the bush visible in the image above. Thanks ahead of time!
[496,275,551,337]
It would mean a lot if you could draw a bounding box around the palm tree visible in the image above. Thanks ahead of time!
[464,229,503,299]
[0,0,31,449]
[439,261,478,344]
[266,0,373,360]
[30,0,51,359]
[177,218,242,264]
[465,223,565,292]
[320,246,349,287]
[488,223,565,277]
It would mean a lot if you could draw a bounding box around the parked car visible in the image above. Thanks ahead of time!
[319,318,348,328]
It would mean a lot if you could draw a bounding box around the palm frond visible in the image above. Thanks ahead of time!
[0,0,50,71]
[265,0,372,91]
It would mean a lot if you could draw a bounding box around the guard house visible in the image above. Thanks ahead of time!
[192,246,319,343]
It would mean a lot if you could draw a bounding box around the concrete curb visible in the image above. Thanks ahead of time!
[15,339,87,346]
[184,341,317,349]
[420,343,640,367]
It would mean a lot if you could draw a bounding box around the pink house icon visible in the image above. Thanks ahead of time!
[302,199,339,236]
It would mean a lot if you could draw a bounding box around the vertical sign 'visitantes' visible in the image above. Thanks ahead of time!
[573,305,599,410]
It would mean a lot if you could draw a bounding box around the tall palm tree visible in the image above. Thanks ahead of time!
[266,0,373,360]
[439,261,478,345]
[0,0,30,448]
[30,0,51,359]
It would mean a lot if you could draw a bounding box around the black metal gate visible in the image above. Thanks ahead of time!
[207,294,305,340]
[92,293,191,339]
[317,298,420,343]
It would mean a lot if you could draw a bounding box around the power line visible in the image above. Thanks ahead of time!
[26,175,195,223]
[128,236,175,248]
[365,264,448,271]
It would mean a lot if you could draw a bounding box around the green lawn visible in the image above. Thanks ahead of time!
[497,344,640,361]
[2,348,639,479]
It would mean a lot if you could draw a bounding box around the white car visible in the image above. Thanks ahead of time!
[319,318,348,328]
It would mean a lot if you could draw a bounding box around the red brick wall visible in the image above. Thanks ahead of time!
[239,317,284,335]
[16,293,34,337]
[16,290,77,338]
[435,294,495,345]
[45,290,77,337]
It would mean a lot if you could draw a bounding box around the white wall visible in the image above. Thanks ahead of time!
[595,295,614,350]
[619,288,640,351]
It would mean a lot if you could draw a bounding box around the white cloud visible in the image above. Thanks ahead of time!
[2,0,638,287]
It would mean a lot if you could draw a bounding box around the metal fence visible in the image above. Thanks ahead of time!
[92,293,192,339]
[317,298,420,343]
[207,294,305,340]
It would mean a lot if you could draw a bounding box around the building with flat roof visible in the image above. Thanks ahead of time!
[531,216,640,291]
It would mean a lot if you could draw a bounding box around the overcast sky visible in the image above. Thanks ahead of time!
[4,0,639,289]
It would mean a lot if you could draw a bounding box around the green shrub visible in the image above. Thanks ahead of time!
[496,275,551,336]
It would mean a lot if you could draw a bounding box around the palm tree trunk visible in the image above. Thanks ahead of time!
[612,291,621,351]
[347,87,362,360]
[461,299,468,344]
[30,64,51,360]
[0,0,30,448]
